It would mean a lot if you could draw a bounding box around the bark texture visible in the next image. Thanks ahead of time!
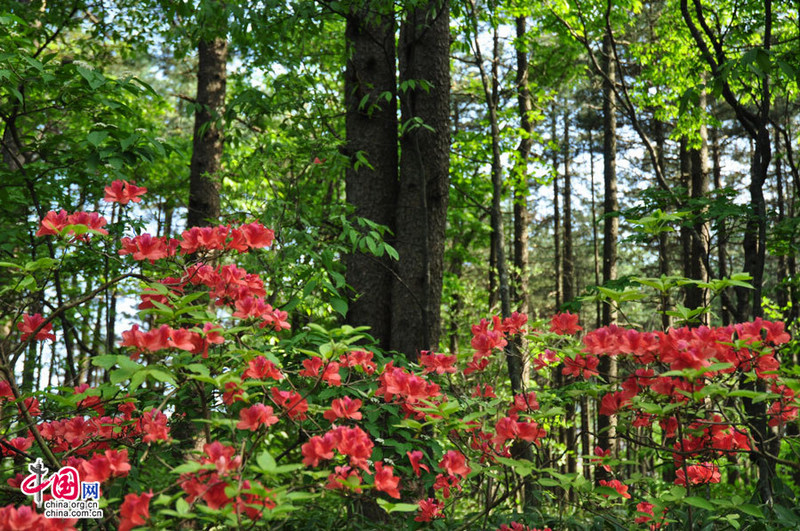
[344,4,398,350]
[188,33,227,228]
[393,0,450,361]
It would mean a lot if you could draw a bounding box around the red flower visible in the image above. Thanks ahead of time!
[0,381,13,401]
[222,381,244,405]
[301,434,336,466]
[433,473,461,498]
[407,450,430,477]
[471,318,507,356]
[549,312,582,335]
[139,409,170,443]
[119,490,153,531]
[67,211,109,236]
[496,523,552,531]
[510,392,540,415]
[376,362,441,404]
[35,209,69,236]
[239,222,274,249]
[599,391,630,416]
[331,426,374,470]
[598,479,631,498]
[373,461,401,498]
[270,388,308,420]
[472,384,497,398]
[242,356,284,381]
[674,462,721,487]
[591,446,611,472]
[104,180,147,204]
[119,234,177,262]
[3,437,32,456]
[18,313,55,341]
[105,449,131,477]
[203,441,242,475]
[415,498,444,522]
[0,505,43,530]
[80,454,112,483]
[464,355,491,375]
[501,311,528,335]
[635,501,656,524]
[21,397,40,416]
[532,349,558,371]
[439,450,471,479]
[237,403,279,431]
[561,354,599,379]
[339,350,377,374]
[419,351,457,375]
[516,421,547,443]
[169,327,201,352]
[300,357,323,378]
[323,397,363,423]
[325,465,362,492]
[322,362,342,386]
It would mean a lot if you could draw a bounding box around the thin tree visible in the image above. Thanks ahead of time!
[187,3,228,228]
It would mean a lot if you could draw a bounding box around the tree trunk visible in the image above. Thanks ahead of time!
[679,137,692,282]
[188,21,227,228]
[600,31,618,328]
[598,30,618,472]
[393,0,450,361]
[589,128,601,329]
[711,126,732,325]
[552,112,562,310]
[344,4,398,350]
[775,127,787,310]
[513,15,531,318]
[563,112,574,303]
[686,92,710,321]
[654,117,671,329]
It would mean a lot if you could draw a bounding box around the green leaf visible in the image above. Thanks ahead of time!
[24,257,58,271]
[175,497,191,515]
[76,65,105,89]
[376,499,419,514]
[739,504,763,518]
[147,369,177,385]
[129,371,147,390]
[87,131,109,147]
[330,298,348,316]
[171,462,205,475]
[256,450,276,473]
[537,478,562,487]
[684,496,715,511]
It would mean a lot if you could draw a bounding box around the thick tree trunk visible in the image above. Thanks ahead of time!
[188,30,227,228]
[393,0,450,361]
[344,5,398,350]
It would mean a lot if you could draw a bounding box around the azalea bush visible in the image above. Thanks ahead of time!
[0,182,799,530]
